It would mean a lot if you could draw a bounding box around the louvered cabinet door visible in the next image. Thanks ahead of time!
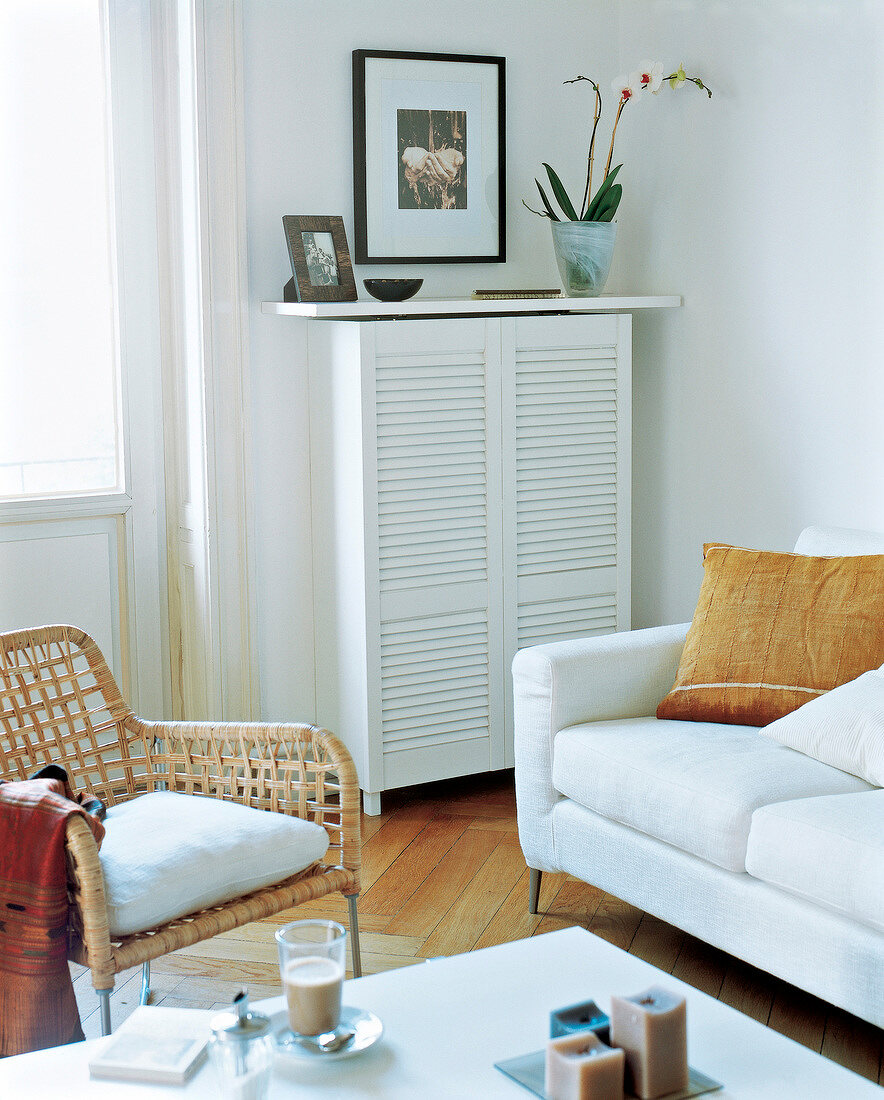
[502,314,632,763]
[367,319,505,795]
[311,312,629,806]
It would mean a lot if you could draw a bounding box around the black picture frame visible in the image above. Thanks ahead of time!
[353,49,506,264]
[282,215,357,302]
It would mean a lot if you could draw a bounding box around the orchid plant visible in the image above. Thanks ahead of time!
[525,62,712,223]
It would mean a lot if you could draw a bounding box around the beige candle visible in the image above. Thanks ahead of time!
[545,1031,625,1100]
[610,985,688,1099]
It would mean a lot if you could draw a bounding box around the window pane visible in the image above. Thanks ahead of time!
[0,0,121,498]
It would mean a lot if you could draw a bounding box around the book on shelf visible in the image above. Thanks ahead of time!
[88,1005,211,1084]
[471,289,563,300]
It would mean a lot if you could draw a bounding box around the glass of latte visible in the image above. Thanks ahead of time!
[275,919,347,1037]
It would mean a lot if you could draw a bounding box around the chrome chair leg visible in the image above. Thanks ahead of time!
[346,894,363,978]
[140,960,151,1005]
[529,868,543,914]
[97,988,113,1036]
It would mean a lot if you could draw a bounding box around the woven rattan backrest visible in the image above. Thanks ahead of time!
[0,625,157,806]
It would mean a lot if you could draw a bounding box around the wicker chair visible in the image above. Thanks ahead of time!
[0,625,362,1036]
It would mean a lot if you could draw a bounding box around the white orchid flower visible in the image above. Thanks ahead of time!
[611,73,641,103]
[636,60,664,94]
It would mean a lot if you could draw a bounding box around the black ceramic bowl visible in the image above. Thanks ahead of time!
[363,278,423,302]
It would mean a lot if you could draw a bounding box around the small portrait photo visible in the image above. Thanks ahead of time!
[397,108,467,211]
[282,215,356,303]
[301,230,340,286]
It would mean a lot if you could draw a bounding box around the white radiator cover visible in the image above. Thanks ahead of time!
[308,312,632,806]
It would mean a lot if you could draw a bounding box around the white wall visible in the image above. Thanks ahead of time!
[243,0,884,719]
[615,0,884,626]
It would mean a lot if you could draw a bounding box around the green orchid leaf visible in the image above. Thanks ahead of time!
[583,164,622,220]
[534,179,561,221]
[593,183,622,222]
[584,164,622,221]
[543,163,579,221]
[594,183,622,222]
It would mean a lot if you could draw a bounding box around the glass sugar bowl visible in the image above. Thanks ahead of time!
[208,989,275,1100]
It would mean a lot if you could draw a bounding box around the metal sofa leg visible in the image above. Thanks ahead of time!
[528,868,543,914]
[346,894,363,978]
[97,988,113,1036]
[140,960,151,1005]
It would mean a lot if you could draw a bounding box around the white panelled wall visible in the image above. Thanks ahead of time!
[242,1,884,722]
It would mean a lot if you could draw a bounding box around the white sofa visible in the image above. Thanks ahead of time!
[513,526,884,1028]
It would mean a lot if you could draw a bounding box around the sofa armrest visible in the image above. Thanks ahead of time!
[512,623,689,872]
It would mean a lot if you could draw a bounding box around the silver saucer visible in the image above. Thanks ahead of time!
[271,1006,383,1061]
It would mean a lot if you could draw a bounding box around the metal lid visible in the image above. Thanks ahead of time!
[210,989,272,1042]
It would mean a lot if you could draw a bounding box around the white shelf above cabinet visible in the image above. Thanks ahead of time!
[261,294,681,321]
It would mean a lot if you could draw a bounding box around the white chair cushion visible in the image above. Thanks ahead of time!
[100,792,330,937]
[760,666,884,786]
[552,717,872,872]
[746,790,884,932]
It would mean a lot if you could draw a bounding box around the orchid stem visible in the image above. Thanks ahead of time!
[604,98,626,179]
[583,86,602,218]
[564,76,602,219]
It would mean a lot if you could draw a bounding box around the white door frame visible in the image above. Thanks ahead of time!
[152,0,257,721]
[108,0,170,717]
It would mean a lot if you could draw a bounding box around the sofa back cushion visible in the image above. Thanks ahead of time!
[656,544,884,726]
[792,525,884,557]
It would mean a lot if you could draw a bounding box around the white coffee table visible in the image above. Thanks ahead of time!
[3,927,879,1097]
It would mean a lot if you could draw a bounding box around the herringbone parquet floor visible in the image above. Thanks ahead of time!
[72,771,883,1083]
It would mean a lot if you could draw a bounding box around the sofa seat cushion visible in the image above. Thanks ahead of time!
[100,792,330,937]
[746,791,884,932]
[552,718,871,872]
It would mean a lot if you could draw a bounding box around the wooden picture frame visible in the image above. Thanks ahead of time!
[352,49,506,264]
[282,215,357,302]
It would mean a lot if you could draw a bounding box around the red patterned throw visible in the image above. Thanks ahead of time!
[0,778,105,1056]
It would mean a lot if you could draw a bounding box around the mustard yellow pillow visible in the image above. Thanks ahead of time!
[656,544,884,726]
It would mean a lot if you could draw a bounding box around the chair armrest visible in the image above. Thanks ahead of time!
[512,623,689,872]
[65,814,115,988]
[125,718,361,887]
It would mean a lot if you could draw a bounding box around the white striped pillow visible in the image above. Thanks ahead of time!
[760,666,884,786]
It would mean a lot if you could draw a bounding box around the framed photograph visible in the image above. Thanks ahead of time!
[353,49,505,264]
[282,215,357,302]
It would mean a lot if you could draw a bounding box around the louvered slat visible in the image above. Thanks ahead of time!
[515,349,616,578]
[379,609,490,752]
[376,350,487,593]
[518,594,618,649]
